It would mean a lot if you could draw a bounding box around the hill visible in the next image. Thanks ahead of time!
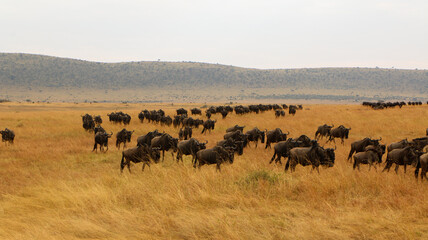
[0,53,427,102]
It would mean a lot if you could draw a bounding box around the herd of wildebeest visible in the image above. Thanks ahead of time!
[1,102,428,180]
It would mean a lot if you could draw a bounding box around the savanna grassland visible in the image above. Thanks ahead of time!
[0,102,427,240]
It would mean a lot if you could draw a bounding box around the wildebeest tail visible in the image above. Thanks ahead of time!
[120,153,125,170]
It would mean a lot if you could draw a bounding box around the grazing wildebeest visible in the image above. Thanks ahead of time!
[217,138,244,156]
[382,147,418,173]
[179,126,193,140]
[387,139,409,153]
[94,115,102,125]
[151,133,178,161]
[285,141,334,173]
[136,130,162,147]
[414,153,428,180]
[191,108,202,115]
[116,128,134,149]
[93,132,113,152]
[269,138,305,164]
[327,125,351,145]
[245,127,265,147]
[201,119,216,134]
[0,128,15,144]
[353,145,383,171]
[120,145,161,173]
[265,128,289,149]
[176,138,207,164]
[194,146,234,171]
[315,124,334,140]
[347,137,382,161]
[226,125,245,133]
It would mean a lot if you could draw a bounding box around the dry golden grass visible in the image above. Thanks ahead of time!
[0,102,427,240]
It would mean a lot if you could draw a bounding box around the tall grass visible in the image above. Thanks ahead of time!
[0,102,427,239]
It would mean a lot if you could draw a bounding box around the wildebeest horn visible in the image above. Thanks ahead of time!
[379,137,382,141]
[287,131,290,135]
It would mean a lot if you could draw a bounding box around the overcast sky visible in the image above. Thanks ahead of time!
[1,0,427,69]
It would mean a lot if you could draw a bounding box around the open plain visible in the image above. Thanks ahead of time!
[0,102,427,239]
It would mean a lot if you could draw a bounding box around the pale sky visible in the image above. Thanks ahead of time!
[1,0,427,69]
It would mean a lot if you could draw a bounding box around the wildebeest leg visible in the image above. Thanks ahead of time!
[403,164,407,173]
[127,162,131,173]
[92,143,97,152]
[341,138,345,145]
[270,152,277,164]
[142,162,150,171]
[394,164,399,174]
[171,151,174,161]
[382,161,392,172]
[162,150,165,162]
[120,155,126,173]
[276,155,282,165]
[216,163,221,172]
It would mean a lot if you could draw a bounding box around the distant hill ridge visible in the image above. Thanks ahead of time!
[1,53,427,94]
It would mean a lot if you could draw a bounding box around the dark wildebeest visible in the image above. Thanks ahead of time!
[327,125,351,145]
[409,137,428,151]
[94,125,106,135]
[94,115,102,125]
[194,146,234,171]
[275,110,285,117]
[179,126,193,140]
[269,138,305,164]
[245,127,265,147]
[205,110,212,119]
[136,130,162,147]
[226,125,245,133]
[82,114,95,131]
[353,145,384,171]
[151,133,178,161]
[93,132,113,152]
[414,153,428,180]
[285,141,335,173]
[176,108,188,115]
[116,128,134,149]
[387,139,409,153]
[426,128,428,136]
[265,128,289,149]
[296,135,312,147]
[217,138,244,156]
[315,124,334,140]
[120,145,161,173]
[201,119,216,134]
[191,108,202,115]
[221,110,228,119]
[347,137,382,161]
[176,138,207,164]
[289,106,297,115]
[382,146,419,173]
[0,128,15,145]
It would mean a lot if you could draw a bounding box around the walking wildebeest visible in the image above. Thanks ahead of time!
[226,125,245,133]
[201,119,216,134]
[120,145,161,173]
[414,153,428,180]
[269,138,305,164]
[409,137,428,151]
[194,146,234,171]
[0,128,15,145]
[285,141,335,173]
[93,132,113,152]
[191,108,202,115]
[347,137,382,161]
[179,126,193,140]
[387,139,409,153]
[151,133,178,161]
[217,138,244,156]
[136,130,162,147]
[353,145,383,171]
[265,128,289,149]
[176,138,207,164]
[315,124,334,140]
[116,128,134,149]
[94,125,106,135]
[245,127,265,147]
[382,146,419,173]
[327,125,351,145]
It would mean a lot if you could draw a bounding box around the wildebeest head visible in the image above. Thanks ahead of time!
[198,140,208,150]
[324,148,336,166]
[150,147,161,163]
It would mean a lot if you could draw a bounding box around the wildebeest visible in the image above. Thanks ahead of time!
[245,127,265,147]
[327,125,351,145]
[201,119,216,134]
[116,128,134,149]
[179,126,193,140]
[0,128,15,144]
[289,106,297,115]
[151,133,178,161]
[353,145,383,171]
[285,141,334,173]
[296,135,312,147]
[409,137,428,151]
[136,130,162,147]
[275,110,285,117]
[120,145,161,173]
[415,153,428,180]
[315,124,334,140]
[94,125,106,135]
[347,137,382,161]
[226,125,245,133]
[382,146,419,173]
[176,108,188,115]
[221,110,228,119]
[387,139,409,152]
[194,146,234,171]
[176,138,207,164]
[82,114,95,131]
[93,132,113,152]
[265,128,289,149]
[269,138,306,164]
[93,115,102,125]
[191,108,202,115]
[217,138,244,156]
